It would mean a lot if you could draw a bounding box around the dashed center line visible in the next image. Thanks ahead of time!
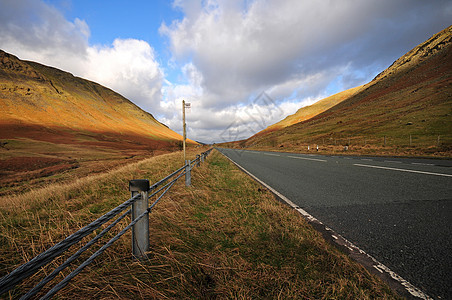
[288,156,327,162]
[361,159,373,161]
[263,153,280,157]
[384,160,402,163]
[411,162,434,166]
[354,163,452,177]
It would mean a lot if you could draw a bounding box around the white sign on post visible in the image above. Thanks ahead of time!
[185,102,191,113]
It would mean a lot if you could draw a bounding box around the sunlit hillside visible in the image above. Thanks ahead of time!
[254,85,364,137]
[0,50,186,142]
[0,50,196,194]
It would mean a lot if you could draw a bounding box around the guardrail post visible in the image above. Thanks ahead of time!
[185,160,191,186]
[196,155,200,167]
[201,153,205,163]
[129,179,150,259]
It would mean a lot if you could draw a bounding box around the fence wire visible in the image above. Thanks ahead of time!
[0,194,139,295]
[21,209,132,300]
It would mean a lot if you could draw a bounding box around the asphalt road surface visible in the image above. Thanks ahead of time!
[217,148,452,300]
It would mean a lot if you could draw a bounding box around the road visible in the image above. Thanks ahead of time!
[217,148,452,300]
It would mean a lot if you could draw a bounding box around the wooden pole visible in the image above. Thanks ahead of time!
[182,100,186,162]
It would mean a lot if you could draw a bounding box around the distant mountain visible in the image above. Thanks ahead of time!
[0,50,191,147]
[241,25,452,155]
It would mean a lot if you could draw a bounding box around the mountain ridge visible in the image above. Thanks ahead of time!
[0,49,182,142]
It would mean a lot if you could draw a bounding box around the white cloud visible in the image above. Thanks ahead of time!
[161,0,375,105]
[0,0,89,74]
[162,0,452,103]
[0,0,164,113]
[85,39,164,113]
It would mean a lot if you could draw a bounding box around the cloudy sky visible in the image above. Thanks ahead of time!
[1,0,451,143]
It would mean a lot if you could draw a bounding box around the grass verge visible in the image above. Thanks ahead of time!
[1,149,401,299]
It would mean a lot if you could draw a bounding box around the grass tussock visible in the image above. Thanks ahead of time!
[1,149,400,299]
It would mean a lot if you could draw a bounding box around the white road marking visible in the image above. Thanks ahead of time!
[288,155,327,162]
[361,159,373,161]
[373,265,384,273]
[263,153,280,156]
[411,162,434,166]
[354,163,452,178]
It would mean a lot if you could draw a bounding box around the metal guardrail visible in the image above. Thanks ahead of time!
[0,148,213,299]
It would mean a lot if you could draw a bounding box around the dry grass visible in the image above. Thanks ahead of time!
[1,149,401,299]
[0,149,196,298]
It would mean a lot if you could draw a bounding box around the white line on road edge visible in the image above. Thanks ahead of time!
[354,163,452,178]
[288,155,327,162]
[218,150,432,300]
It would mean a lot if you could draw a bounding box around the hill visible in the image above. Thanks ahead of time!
[0,49,185,143]
[253,85,364,137]
[240,25,452,157]
[0,50,193,194]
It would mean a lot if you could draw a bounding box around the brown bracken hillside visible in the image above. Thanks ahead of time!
[0,50,193,194]
[0,50,185,143]
[239,25,452,157]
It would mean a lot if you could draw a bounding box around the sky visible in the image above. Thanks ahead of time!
[0,0,451,143]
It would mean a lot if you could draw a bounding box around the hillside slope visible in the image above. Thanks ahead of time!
[0,50,183,143]
[254,85,364,137]
[242,25,452,156]
[0,50,193,193]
